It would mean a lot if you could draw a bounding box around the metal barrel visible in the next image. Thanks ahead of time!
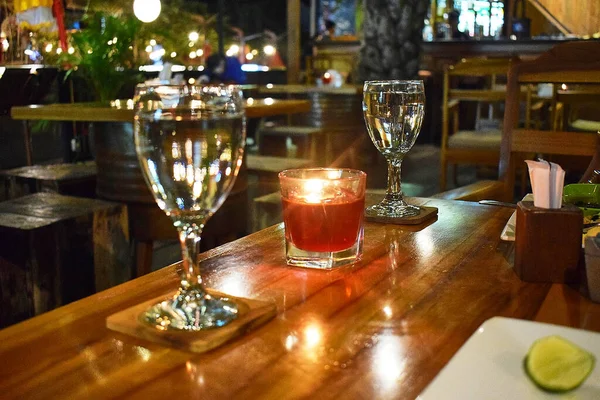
[92,122,249,244]
[290,92,365,129]
[92,122,248,204]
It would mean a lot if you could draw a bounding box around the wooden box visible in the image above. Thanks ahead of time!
[514,201,582,283]
[0,161,97,201]
[0,193,129,327]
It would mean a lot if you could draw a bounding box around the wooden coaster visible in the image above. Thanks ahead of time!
[106,291,277,353]
[365,206,438,225]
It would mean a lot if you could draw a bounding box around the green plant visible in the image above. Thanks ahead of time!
[57,2,224,101]
[60,12,142,102]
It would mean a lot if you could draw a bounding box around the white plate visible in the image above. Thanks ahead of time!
[418,317,600,400]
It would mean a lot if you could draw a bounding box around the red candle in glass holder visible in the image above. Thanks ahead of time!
[279,169,366,269]
[282,194,365,252]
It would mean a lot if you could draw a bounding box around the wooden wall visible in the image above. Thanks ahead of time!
[527,0,600,36]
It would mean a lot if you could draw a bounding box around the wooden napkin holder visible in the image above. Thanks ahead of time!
[514,201,582,283]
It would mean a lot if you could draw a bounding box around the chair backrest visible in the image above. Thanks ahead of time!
[554,85,600,130]
[441,58,516,151]
[499,41,600,200]
[446,57,514,85]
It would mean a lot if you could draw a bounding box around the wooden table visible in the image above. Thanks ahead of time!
[11,98,312,122]
[11,98,311,166]
[257,84,362,95]
[1,197,599,399]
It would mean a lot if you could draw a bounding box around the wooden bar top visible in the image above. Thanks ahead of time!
[10,98,311,122]
[258,84,362,95]
[0,197,599,399]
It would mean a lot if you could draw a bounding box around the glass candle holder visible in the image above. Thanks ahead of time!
[279,168,367,269]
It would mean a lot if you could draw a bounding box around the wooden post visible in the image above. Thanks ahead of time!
[287,0,301,84]
[430,0,438,37]
[506,0,515,37]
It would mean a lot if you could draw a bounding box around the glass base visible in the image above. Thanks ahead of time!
[285,229,363,269]
[366,200,420,218]
[141,287,238,331]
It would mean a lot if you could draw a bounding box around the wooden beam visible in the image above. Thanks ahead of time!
[287,0,301,84]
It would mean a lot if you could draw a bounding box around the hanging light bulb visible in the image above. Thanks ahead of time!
[133,0,161,23]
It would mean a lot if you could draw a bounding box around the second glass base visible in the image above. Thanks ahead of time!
[141,288,239,331]
[285,229,364,270]
[366,201,421,218]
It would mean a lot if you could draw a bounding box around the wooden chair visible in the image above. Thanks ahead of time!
[435,41,600,202]
[440,58,516,192]
[554,86,600,132]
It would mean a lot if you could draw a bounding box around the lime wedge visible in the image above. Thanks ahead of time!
[525,335,596,392]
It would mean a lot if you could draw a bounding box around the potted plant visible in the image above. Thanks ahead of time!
[60,11,142,102]
[58,1,222,102]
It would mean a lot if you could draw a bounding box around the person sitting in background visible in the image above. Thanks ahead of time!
[200,54,247,84]
[316,19,336,42]
[438,10,470,40]
[448,10,470,40]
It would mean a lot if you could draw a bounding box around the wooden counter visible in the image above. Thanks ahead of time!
[258,84,362,95]
[421,38,583,58]
[314,38,588,60]
[0,196,598,399]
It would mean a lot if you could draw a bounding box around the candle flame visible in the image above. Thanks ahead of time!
[304,179,324,203]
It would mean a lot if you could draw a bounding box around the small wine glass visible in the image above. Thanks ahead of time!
[134,84,246,331]
[363,80,425,218]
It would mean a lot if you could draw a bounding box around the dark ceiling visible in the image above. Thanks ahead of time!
[190,0,289,36]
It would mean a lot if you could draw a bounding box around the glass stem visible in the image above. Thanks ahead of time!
[178,223,205,293]
[386,157,404,203]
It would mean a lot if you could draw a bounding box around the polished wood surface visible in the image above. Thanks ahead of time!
[10,98,312,122]
[107,292,277,354]
[1,197,599,399]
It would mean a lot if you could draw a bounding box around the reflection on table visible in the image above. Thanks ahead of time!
[0,196,598,399]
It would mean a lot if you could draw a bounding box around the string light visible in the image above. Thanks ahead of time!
[133,0,161,23]
[263,45,276,55]
[226,44,240,57]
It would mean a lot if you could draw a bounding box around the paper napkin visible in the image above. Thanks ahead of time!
[525,160,565,209]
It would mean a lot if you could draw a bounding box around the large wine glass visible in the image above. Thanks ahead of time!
[363,80,425,218]
[134,84,245,331]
